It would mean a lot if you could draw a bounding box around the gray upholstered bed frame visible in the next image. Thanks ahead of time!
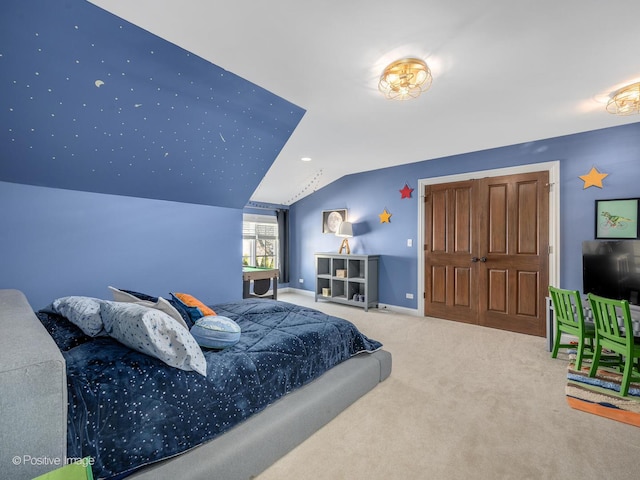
[0,289,392,480]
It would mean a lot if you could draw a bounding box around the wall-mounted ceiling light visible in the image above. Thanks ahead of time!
[378,57,432,100]
[301,157,312,162]
[606,82,640,115]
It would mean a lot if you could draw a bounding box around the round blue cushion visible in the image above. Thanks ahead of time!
[190,315,241,349]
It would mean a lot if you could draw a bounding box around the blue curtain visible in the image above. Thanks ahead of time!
[276,209,290,283]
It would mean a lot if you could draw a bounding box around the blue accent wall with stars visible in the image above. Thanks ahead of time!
[0,0,304,306]
[0,0,304,208]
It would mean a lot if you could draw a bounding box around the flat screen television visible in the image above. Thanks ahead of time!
[582,240,640,305]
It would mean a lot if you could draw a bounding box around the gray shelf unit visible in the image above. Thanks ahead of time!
[315,253,379,311]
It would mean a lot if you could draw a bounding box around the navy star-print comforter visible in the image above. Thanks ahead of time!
[38,299,382,479]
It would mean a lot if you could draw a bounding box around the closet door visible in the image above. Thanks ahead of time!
[476,171,549,336]
[424,180,478,324]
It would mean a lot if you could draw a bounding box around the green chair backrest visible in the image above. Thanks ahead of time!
[549,286,586,333]
[587,293,634,351]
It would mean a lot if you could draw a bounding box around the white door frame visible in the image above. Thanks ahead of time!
[416,161,560,317]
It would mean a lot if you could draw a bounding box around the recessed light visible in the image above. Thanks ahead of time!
[301,157,312,162]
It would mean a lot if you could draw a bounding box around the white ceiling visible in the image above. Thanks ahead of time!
[90,0,640,206]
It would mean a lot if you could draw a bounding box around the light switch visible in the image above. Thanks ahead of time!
[407,239,413,247]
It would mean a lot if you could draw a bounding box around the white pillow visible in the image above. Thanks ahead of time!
[107,286,189,330]
[100,301,207,376]
[52,296,105,337]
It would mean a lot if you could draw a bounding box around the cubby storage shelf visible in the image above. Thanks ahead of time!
[314,253,379,311]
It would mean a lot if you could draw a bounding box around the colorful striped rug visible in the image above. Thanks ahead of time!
[566,363,640,428]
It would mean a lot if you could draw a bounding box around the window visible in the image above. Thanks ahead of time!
[243,215,279,269]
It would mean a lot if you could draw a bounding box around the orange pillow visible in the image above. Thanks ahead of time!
[172,292,216,317]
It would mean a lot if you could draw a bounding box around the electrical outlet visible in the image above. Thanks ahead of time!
[299,278,304,284]
[406,293,414,299]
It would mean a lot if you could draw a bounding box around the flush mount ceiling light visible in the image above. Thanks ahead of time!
[378,57,432,100]
[606,82,640,115]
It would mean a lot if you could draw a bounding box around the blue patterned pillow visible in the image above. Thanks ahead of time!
[100,301,207,376]
[190,315,241,349]
[51,296,105,337]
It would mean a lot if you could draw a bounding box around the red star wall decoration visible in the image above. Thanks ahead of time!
[400,183,414,198]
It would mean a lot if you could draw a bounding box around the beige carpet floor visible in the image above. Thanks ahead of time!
[256,292,640,480]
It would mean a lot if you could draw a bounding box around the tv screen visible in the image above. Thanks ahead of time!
[582,240,640,305]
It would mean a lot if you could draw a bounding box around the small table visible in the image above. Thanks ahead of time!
[242,266,279,300]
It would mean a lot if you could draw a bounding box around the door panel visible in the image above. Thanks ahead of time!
[517,271,538,316]
[424,181,477,324]
[488,183,507,253]
[424,171,549,336]
[453,267,471,307]
[478,172,549,336]
[430,265,447,304]
[487,269,507,312]
[516,181,539,254]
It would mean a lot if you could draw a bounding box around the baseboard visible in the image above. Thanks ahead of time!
[280,287,314,297]
[377,303,419,316]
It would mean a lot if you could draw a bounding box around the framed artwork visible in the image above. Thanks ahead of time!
[595,198,640,239]
[322,209,347,234]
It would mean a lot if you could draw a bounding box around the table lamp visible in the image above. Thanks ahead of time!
[336,221,353,254]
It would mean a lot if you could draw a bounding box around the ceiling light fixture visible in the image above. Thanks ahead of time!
[606,82,640,115]
[378,57,432,100]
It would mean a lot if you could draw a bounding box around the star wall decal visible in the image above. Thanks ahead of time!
[379,208,392,223]
[400,183,414,199]
[579,166,609,189]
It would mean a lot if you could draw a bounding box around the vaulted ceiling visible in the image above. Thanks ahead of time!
[2,1,640,208]
[1,0,304,208]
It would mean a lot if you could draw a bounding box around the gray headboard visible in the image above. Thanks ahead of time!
[0,289,68,480]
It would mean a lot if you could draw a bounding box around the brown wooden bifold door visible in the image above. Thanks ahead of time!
[424,171,549,337]
[424,180,478,324]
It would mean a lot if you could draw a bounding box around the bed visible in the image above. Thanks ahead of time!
[0,289,391,480]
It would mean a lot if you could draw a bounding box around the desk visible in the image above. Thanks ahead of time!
[243,266,279,300]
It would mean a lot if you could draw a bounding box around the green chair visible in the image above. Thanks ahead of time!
[549,286,595,370]
[587,293,640,397]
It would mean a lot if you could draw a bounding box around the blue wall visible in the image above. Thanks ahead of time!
[0,181,242,309]
[2,122,639,311]
[289,122,640,309]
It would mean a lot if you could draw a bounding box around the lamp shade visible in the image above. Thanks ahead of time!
[336,221,353,238]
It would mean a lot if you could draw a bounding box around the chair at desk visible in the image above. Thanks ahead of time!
[549,286,595,370]
[587,293,640,397]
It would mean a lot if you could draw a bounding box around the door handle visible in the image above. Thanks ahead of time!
[480,256,487,262]
[471,257,479,263]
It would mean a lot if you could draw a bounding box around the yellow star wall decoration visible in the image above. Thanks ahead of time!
[379,208,392,223]
[579,166,609,189]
